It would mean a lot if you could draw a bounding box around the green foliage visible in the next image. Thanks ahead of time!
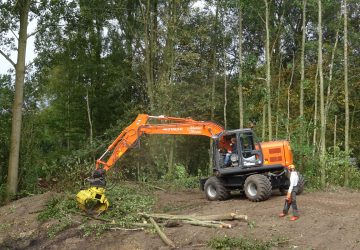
[207,236,281,250]
[162,164,200,189]
[79,223,108,237]
[47,219,72,238]
[323,147,360,189]
[37,194,78,237]
[101,184,155,227]
[37,184,155,237]
[38,195,77,222]
[300,146,360,190]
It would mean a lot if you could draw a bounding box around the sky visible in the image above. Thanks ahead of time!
[0,19,37,75]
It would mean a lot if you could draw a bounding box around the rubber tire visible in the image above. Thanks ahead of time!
[204,176,230,201]
[297,174,305,195]
[244,174,272,202]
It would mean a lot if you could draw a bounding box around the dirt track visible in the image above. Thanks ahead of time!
[1,188,360,250]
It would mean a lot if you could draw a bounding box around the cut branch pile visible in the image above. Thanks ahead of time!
[139,212,247,229]
[80,211,247,248]
[136,212,248,248]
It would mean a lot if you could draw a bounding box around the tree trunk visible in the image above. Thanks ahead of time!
[333,115,337,154]
[287,54,295,141]
[7,0,31,195]
[343,0,349,186]
[209,2,219,172]
[317,0,326,187]
[300,0,307,118]
[324,27,340,127]
[262,104,266,140]
[299,0,307,171]
[238,5,244,128]
[86,89,93,146]
[312,65,319,156]
[143,0,155,111]
[264,0,272,141]
[223,10,228,129]
[275,54,282,140]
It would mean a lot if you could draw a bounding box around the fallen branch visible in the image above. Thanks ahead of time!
[109,227,144,231]
[139,213,233,229]
[149,217,176,248]
[139,212,247,222]
[182,219,231,228]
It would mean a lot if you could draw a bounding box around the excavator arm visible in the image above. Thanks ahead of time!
[77,114,225,214]
[97,114,225,171]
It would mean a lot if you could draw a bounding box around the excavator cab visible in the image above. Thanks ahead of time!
[213,129,263,170]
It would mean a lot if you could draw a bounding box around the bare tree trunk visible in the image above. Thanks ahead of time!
[210,2,219,172]
[142,0,155,111]
[262,104,266,140]
[300,0,307,118]
[324,27,340,127]
[238,5,244,128]
[264,0,272,141]
[343,0,349,186]
[312,65,319,156]
[287,54,295,141]
[211,3,219,121]
[299,0,307,171]
[223,13,228,129]
[223,56,227,129]
[7,0,31,195]
[333,115,337,153]
[318,0,326,187]
[168,138,174,176]
[275,54,282,140]
[86,89,93,146]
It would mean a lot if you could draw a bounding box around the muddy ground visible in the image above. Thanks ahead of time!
[0,187,360,250]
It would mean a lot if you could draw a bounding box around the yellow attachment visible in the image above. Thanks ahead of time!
[76,187,109,214]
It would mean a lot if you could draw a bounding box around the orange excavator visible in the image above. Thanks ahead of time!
[76,114,304,214]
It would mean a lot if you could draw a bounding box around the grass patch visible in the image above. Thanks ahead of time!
[207,236,288,250]
[101,183,155,226]
[37,182,155,237]
[38,195,78,222]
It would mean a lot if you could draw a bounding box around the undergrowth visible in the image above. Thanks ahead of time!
[37,183,155,237]
[207,236,288,250]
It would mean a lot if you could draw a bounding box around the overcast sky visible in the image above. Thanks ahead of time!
[0,19,39,75]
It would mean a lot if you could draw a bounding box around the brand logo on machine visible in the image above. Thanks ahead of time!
[189,126,202,134]
[162,127,183,131]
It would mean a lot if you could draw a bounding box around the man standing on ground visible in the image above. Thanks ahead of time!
[279,164,300,221]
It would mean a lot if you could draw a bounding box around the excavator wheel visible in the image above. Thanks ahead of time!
[244,174,272,202]
[204,176,230,201]
[76,186,109,215]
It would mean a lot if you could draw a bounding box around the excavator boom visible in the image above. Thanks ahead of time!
[96,114,224,171]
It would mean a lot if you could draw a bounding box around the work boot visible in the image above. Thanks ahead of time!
[278,212,287,217]
[290,216,299,221]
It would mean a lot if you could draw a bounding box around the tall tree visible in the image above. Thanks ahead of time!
[222,5,228,129]
[300,0,307,118]
[0,0,31,195]
[264,0,272,140]
[318,0,326,187]
[343,0,349,186]
[238,2,244,128]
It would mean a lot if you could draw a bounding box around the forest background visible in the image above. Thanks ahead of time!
[1,0,360,202]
